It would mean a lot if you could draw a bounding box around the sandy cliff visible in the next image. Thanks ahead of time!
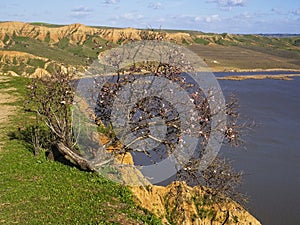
[97,134,261,225]
[0,22,99,45]
[131,182,261,225]
[0,22,193,46]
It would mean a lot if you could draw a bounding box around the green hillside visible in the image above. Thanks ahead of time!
[0,76,161,224]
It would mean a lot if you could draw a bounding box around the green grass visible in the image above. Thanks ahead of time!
[29,22,66,28]
[4,37,88,66]
[0,76,162,225]
[294,38,300,46]
[57,35,111,60]
[0,57,47,75]
[194,38,209,45]
[192,194,216,221]
[1,34,111,69]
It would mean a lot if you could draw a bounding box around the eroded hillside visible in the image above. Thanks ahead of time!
[0,21,300,76]
[132,182,261,225]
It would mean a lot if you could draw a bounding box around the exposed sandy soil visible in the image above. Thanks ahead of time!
[0,50,48,62]
[0,22,98,45]
[0,22,193,46]
[0,76,17,150]
[132,182,262,225]
[0,22,192,47]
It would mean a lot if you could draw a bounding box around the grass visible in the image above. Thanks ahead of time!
[57,35,111,60]
[192,194,217,221]
[0,76,162,225]
[29,22,66,28]
[194,38,209,45]
[1,34,111,70]
[5,36,88,66]
[0,57,47,76]
[188,43,300,71]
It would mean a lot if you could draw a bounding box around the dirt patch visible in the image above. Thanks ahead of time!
[0,76,18,149]
[0,91,16,122]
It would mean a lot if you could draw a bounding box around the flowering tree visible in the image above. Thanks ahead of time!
[26,35,247,204]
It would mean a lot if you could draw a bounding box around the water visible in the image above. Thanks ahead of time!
[124,72,300,224]
[218,77,300,225]
[82,72,300,224]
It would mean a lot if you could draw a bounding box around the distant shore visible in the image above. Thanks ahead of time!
[208,68,300,80]
[217,73,300,81]
[211,68,300,73]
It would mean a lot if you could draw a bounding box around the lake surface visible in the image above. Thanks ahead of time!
[123,72,300,224]
[217,76,300,225]
[84,72,299,224]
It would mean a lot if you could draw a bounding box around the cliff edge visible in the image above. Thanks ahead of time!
[131,182,261,225]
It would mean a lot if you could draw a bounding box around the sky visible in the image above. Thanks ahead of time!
[0,0,300,34]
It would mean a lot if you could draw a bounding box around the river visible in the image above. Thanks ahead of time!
[84,71,300,224]
[217,74,300,225]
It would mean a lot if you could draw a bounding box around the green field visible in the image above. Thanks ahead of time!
[0,76,162,225]
[188,41,300,71]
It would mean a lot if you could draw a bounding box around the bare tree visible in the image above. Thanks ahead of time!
[26,71,94,170]
[25,37,248,205]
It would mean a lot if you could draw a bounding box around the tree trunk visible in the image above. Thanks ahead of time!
[56,142,95,171]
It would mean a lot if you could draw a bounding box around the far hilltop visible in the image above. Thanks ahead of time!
[0,21,300,77]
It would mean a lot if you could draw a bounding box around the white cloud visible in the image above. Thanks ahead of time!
[103,0,120,5]
[70,6,92,19]
[194,16,201,22]
[120,13,144,20]
[207,0,246,9]
[292,9,300,16]
[271,8,290,16]
[240,12,251,18]
[148,2,162,10]
[71,6,92,13]
[228,0,245,7]
[106,12,147,29]
[271,8,281,14]
[195,15,221,23]
[205,14,221,23]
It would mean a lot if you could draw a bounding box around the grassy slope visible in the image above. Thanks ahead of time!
[2,35,113,68]
[0,76,162,225]
[5,36,95,66]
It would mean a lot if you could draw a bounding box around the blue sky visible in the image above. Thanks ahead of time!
[1,0,300,33]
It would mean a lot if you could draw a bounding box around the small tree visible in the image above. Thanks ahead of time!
[26,71,94,170]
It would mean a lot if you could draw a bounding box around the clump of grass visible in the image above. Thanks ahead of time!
[194,38,209,45]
